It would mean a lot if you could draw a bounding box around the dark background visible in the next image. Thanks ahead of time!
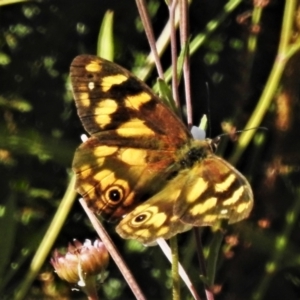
[1,0,300,299]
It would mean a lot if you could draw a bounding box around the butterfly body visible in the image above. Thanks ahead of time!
[70,55,253,245]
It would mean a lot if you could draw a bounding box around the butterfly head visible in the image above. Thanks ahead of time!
[207,136,221,153]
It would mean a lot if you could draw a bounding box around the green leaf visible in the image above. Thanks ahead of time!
[176,39,189,81]
[97,10,114,61]
[156,78,178,114]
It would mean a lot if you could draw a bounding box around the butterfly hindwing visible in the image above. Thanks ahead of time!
[116,169,193,245]
[174,154,253,226]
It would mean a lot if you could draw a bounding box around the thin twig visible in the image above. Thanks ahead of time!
[135,0,164,79]
[193,228,207,277]
[157,238,201,300]
[168,0,181,108]
[136,3,184,81]
[79,199,146,300]
[193,228,215,300]
[179,0,193,127]
[159,0,243,85]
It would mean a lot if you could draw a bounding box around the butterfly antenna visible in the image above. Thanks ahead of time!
[217,126,268,139]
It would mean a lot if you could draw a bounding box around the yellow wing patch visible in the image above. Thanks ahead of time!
[93,145,118,157]
[190,198,217,216]
[94,99,118,115]
[77,93,91,107]
[186,177,208,203]
[223,186,245,206]
[102,74,128,92]
[86,60,102,72]
[126,92,152,109]
[215,173,236,192]
[119,148,147,165]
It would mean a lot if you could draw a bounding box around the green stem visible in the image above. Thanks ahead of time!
[170,236,180,300]
[206,229,224,287]
[248,4,263,52]
[81,275,99,300]
[229,0,298,165]
[14,175,77,300]
[153,0,243,88]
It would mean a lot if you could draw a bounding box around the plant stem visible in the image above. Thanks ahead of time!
[80,199,146,300]
[170,236,180,300]
[229,0,299,165]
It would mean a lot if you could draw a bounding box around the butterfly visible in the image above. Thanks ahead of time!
[70,55,253,245]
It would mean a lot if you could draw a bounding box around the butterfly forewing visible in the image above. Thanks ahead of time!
[70,55,191,144]
[70,55,191,220]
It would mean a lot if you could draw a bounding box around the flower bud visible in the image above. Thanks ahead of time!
[51,239,109,285]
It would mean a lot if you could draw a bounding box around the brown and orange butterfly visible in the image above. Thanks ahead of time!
[70,55,253,245]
